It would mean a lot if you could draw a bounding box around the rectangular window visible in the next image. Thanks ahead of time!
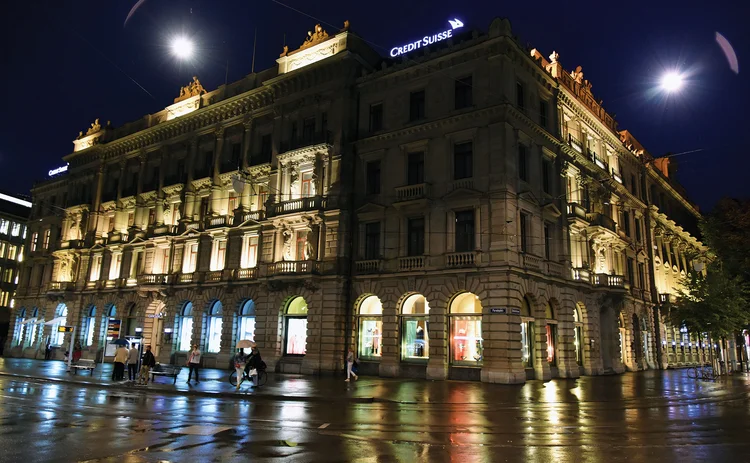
[539,100,548,128]
[90,255,102,281]
[0,220,8,234]
[518,145,528,182]
[211,239,227,271]
[546,324,557,365]
[454,76,472,109]
[365,161,381,195]
[148,208,156,226]
[622,210,631,237]
[516,81,525,110]
[359,318,383,359]
[127,212,135,227]
[543,223,551,260]
[300,171,314,198]
[364,222,381,260]
[521,321,534,368]
[183,243,198,273]
[302,117,315,142]
[369,103,383,132]
[407,217,425,256]
[635,218,642,242]
[520,213,529,253]
[627,257,635,284]
[30,232,38,252]
[109,253,122,280]
[228,195,238,212]
[542,159,551,193]
[407,152,425,185]
[11,223,20,237]
[630,174,637,196]
[638,262,646,289]
[455,210,475,252]
[451,317,482,365]
[7,245,16,261]
[453,142,473,180]
[260,134,272,161]
[230,143,241,168]
[409,90,426,121]
[290,121,298,141]
[240,235,259,269]
[43,229,51,249]
[296,230,308,261]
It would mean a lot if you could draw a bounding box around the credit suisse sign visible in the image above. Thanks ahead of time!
[390,18,464,58]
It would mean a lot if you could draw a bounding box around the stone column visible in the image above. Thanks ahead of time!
[239,120,253,212]
[155,150,166,226]
[133,153,147,231]
[114,162,128,232]
[210,127,225,216]
[181,138,198,224]
[379,297,400,377]
[89,164,106,239]
[426,299,448,380]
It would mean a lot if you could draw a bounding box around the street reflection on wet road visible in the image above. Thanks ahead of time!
[1,370,750,462]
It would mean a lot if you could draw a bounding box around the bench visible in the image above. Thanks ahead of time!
[69,359,96,376]
[149,364,182,384]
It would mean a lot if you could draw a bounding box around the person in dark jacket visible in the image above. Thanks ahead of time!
[244,346,263,386]
[137,345,157,385]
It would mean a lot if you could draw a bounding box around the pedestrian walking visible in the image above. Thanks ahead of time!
[245,346,263,387]
[234,349,248,390]
[44,337,51,360]
[345,347,358,382]
[186,344,201,384]
[113,345,128,381]
[137,345,156,385]
[127,344,139,381]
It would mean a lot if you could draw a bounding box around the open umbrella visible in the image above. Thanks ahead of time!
[111,338,129,346]
[236,340,255,349]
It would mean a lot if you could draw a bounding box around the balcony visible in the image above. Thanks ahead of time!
[546,261,565,278]
[177,273,196,284]
[138,274,170,285]
[235,268,257,280]
[521,253,542,272]
[205,215,231,229]
[280,131,332,153]
[566,203,588,222]
[448,178,474,192]
[267,196,327,218]
[104,279,118,289]
[571,267,591,282]
[47,281,73,292]
[398,256,425,271]
[445,251,478,268]
[587,213,617,234]
[594,156,609,171]
[355,260,382,274]
[592,273,625,288]
[611,170,623,184]
[395,183,430,202]
[568,134,583,153]
[267,260,318,276]
[234,210,265,226]
[205,271,223,282]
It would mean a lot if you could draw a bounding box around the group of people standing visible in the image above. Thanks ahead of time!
[112,344,156,383]
[234,345,263,389]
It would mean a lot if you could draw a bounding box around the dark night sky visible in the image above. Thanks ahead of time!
[1,0,748,211]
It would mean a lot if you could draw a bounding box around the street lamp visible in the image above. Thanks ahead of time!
[660,71,684,93]
[170,36,195,60]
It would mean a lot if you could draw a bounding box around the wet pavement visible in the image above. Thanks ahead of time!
[1,359,750,462]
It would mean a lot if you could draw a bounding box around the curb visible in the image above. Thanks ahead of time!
[0,372,375,404]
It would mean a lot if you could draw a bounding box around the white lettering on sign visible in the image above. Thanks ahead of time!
[48,164,69,177]
[390,18,464,58]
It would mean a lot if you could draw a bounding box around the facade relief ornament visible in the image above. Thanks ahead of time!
[175,76,207,103]
[282,226,294,262]
[549,51,559,64]
[570,66,584,84]
[299,24,329,50]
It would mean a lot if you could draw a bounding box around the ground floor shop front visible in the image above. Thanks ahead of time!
[7,272,662,383]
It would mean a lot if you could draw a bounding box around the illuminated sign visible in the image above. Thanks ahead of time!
[48,164,69,177]
[390,18,464,58]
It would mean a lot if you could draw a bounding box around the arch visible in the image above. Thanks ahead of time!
[15,308,26,347]
[632,313,643,366]
[573,302,586,367]
[83,304,97,346]
[357,295,383,359]
[520,296,532,317]
[283,296,308,355]
[237,299,256,343]
[31,307,38,318]
[106,303,117,318]
[400,293,430,360]
[50,303,68,346]
[449,292,484,366]
[175,301,194,351]
[544,301,555,320]
[206,300,223,353]
[519,295,535,369]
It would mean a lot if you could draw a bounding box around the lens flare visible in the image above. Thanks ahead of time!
[170,36,195,60]
[660,72,684,92]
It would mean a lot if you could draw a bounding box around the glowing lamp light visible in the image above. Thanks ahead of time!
[170,36,195,60]
[660,72,684,92]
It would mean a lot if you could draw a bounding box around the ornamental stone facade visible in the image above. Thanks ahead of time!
[5,18,708,382]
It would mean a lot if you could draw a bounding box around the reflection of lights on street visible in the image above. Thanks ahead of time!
[661,72,684,92]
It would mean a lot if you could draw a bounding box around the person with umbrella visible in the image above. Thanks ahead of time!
[234,342,250,390]
[245,343,263,387]
[111,338,129,381]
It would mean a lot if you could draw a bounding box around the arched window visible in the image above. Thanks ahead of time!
[206,301,223,353]
[84,306,97,347]
[545,302,557,366]
[284,297,308,356]
[51,304,68,346]
[574,304,584,366]
[15,308,26,347]
[177,302,194,351]
[449,292,483,366]
[27,308,39,348]
[357,295,383,360]
[237,300,256,343]
[401,294,430,361]
[520,296,534,369]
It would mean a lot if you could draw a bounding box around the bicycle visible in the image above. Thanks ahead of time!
[229,366,267,387]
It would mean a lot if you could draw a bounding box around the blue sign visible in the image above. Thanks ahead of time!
[390,18,464,58]
[490,308,507,314]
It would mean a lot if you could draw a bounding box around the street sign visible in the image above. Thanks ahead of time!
[490,308,507,314]
[510,308,521,315]
[107,319,122,337]
[57,326,74,333]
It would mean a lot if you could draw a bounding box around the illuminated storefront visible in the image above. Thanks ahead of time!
[284,296,308,356]
[545,302,557,366]
[401,294,429,361]
[237,300,256,343]
[520,297,534,369]
[574,305,584,366]
[358,295,383,359]
[449,292,483,366]
[176,302,193,351]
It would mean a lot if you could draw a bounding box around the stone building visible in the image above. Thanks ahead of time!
[0,192,31,354]
[6,17,705,381]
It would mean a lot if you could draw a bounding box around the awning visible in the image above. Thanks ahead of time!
[19,318,37,325]
[44,317,66,326]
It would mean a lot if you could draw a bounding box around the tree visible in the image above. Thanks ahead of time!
[668,262,750,340]
[701,198,750,284]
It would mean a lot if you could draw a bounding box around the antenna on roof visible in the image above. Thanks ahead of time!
[251,28,258,74]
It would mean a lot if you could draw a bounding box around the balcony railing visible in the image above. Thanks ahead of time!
[178,273,195,284]
[568,134,583,153]
[445,251,478,268]
[588,213,617,233]
[395,183,430,202]
[267,260,318,275]
[521,253,542,272]
[566,202,588,221]
[594,156,609,171]
[355,260,382,273]
[398,256,425,271]
[280,131,332,153]
[234,210,265,225]
[267,196,327,217]
[235,268,257,280]
[546,261,565,278]
[592,273,624,288]
[611,170,623,184]
[138,274,169,285]
[205,271,223,282]
[571,267,591,282]
[205,215,231,229]
[48,281,73,292]
[448,178,474,192]
[104,279,118,288]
